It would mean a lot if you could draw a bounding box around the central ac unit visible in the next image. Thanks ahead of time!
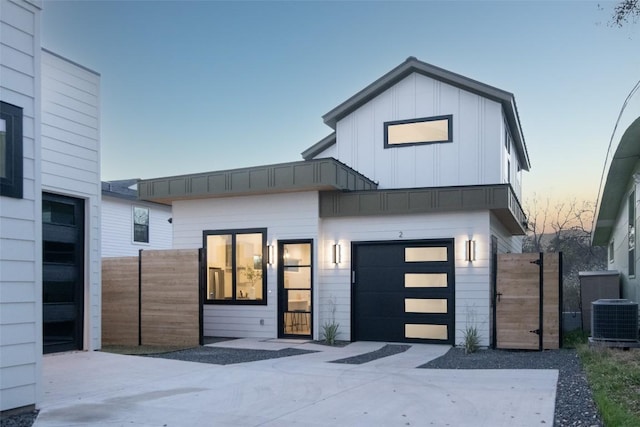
[591,299,639,341]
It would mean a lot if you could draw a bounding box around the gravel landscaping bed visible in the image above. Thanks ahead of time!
[0,410,38,427]
[420,348,602,427]
[145,345,317,365]
[330,344,411,364]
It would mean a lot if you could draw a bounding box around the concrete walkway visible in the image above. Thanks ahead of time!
[34,340,558,427]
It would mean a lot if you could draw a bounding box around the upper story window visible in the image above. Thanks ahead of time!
[204,228,267,305]
[384,115,452,148]
[0,101,23,199]
[133,206,150,243]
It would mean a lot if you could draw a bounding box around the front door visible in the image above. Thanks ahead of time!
[42,193,84,354]
[278,240,312,338]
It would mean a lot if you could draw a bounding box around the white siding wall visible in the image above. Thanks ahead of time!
[332,73,504,189]
[490,212,523,255]
[101,196,172,257]
[608,170,640,302]
[0,0,42,412]
[40,50,101,351]
[320,211,493,346]
[172,192,319,339]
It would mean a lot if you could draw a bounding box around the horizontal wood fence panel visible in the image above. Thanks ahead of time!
[140,249,200,347]
[102,257,139,346]
[496,253,541,350]
[496,252,562,351]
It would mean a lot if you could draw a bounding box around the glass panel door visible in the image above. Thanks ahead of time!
[42,193,84,354]
[278,241,312,338]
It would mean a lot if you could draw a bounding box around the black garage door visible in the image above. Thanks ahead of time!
[352,239,455,344]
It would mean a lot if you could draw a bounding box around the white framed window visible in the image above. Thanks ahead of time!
[133,206,149,243]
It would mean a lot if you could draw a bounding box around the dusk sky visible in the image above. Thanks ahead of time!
[40,0,640,215]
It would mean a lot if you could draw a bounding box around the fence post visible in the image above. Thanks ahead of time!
[138,249,143,346]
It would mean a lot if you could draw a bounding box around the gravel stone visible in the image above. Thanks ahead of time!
[330,344,411,364]
[145,346,317,365]
[420,348,602,427]
[0,410,38,427]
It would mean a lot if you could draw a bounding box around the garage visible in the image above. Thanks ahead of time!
[352,239,455,344]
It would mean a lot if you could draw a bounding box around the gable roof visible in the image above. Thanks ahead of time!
[303,56,530,171]
[592,116,640,245]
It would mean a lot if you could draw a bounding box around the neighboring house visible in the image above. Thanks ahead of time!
[1,0,101,414]
[101,179,172,257]
[138,57,530,348]
[592,116,640,302]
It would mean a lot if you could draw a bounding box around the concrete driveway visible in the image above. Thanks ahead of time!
[34,340,558,426]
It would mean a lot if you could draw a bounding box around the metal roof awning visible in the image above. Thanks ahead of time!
[138,158,378,204]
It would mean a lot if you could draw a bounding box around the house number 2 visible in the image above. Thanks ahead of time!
[399,231,403,238]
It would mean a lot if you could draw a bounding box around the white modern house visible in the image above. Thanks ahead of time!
[138,57,530,348]
[1,0,101,414]
[101,179,172,257]
[593,116,640,302]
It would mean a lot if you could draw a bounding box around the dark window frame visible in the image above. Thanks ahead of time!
[0,101,23,199]
[203,228,267,306]
[383,115,453,148]
[133,206,150,244]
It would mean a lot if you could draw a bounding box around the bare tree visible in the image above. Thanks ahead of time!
[611,0,640,27]
[523,194,549,253]
[523,197,607,311]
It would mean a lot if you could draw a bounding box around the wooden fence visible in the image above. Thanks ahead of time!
[496,252,562,350]
[102,249,200,347]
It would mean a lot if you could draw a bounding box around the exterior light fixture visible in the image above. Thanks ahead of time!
[332,243,342,264]
[465,240,476,262]
[267,245,274,265]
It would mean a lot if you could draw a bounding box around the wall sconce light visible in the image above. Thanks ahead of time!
[332,243,342,264]
[465,240,476,262]
[267,245,274,265]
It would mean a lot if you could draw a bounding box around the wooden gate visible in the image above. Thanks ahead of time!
[495,253,561,350]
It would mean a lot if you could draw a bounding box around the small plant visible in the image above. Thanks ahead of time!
[461,306,481,354]
[463,324,480,354]
[321,296,340,345]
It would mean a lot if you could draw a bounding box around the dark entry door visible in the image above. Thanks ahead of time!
[278,240,313,338]
[43,193,84,354]
[353,239,455,344]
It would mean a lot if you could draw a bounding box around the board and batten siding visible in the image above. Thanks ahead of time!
[490,212,523,255]
[0,0,42,413]
[607,177,639,302]
[172,191,320,339]
[330,72,503,190]
[40,49,101,351]
[101,196,172,257]
[319,211,493,346]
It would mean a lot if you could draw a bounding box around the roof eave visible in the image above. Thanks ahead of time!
[301,132,336,160]
[592,116,640,246]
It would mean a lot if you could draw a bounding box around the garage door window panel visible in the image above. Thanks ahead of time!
[405,247,448,262]
[405,298,448,314]
[405,324,448,340]
[404,273,448,288]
